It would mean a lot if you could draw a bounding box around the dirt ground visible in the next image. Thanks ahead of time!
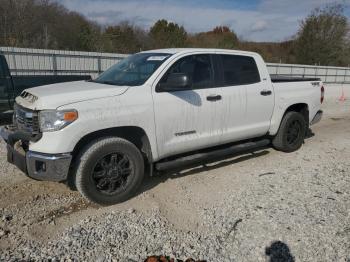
[0,84,349,261]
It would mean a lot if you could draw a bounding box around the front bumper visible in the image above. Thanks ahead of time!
[310,110,323,125]
[1,126,72,182]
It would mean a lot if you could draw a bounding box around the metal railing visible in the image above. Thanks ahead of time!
[0,47,127,78]
[1,46,349,83]
[266,63,350,84]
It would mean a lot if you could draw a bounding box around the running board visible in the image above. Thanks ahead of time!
[155,139,270,171]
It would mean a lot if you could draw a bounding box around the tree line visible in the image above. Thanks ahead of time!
[0,0,349,66]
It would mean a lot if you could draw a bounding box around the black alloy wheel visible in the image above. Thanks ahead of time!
[272,111,306,153]
[92,153,133,195]
[286,120,302,146]
[75,137,145,205]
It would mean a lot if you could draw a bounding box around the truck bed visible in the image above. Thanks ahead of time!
[270,75,321,83]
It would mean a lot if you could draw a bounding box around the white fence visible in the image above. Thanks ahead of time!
[266,63,350,84]
[1,46,350,83]
[0,47,128,78]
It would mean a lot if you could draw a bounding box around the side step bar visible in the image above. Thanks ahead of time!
[155,139,270,171]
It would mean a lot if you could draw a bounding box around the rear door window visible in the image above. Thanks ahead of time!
[220,54,260,86]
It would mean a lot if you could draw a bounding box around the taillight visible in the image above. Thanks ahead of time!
[321,85,325,104]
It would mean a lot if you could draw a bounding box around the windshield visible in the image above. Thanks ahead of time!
[94,53,172,86]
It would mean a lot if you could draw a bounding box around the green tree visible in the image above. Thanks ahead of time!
[77,22,99,51]
[295,4,349,66]
[149,19,187,48]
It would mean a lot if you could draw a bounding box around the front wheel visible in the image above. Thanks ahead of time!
[75,137,144,205]
[272,111,307,152]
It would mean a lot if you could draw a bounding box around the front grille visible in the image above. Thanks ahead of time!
[14,103,41,138]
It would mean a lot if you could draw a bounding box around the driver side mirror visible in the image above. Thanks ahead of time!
[158,73,191,92]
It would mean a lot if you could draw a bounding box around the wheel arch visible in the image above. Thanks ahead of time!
[284,103,309,124]
[71,126,153,166]
[269,102,309,136]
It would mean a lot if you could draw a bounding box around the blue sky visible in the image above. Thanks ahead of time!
[60,0,350,42]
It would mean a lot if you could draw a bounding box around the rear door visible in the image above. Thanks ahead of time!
[215,53,274,142]
[212,54,247,143]
[152,53,223,158]
[242,55,274,135]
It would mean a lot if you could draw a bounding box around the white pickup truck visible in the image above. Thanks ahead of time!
[0,48,324,205]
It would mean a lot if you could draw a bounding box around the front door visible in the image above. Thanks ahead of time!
[152,54,222,159]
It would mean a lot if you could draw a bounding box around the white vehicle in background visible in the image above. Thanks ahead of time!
[0,48,324,205]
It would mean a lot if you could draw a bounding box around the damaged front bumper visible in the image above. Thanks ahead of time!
[0,126,72,182]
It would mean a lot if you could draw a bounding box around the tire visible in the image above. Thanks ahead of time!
[75,137,144,205]
[272,111,306,153]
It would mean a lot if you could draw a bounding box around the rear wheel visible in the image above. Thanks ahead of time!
[272,111,306,152]
[75,137,144,205]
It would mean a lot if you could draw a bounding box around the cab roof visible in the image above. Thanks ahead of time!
[141,48,259,57]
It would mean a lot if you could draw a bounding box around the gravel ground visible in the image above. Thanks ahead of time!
[0,88,349,261]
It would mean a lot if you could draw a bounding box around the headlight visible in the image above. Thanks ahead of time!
[39,110,78,132]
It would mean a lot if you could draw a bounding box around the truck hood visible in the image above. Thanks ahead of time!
[15,80,130,110]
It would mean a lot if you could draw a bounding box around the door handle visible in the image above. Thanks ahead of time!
[206,95,222,101]
[260,90,272,96]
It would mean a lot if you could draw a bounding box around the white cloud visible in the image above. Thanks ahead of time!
[59,0,350,42]
[250,20,268,32]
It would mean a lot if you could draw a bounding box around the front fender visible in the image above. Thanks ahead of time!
[29,89,159,160]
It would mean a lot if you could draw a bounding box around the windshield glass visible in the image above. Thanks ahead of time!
[94,53,172,86]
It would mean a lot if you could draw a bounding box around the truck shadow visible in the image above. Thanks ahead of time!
[141,126,317,194]
[305,128,315,139]
[138,148,270,196]
[138,127,317,194]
